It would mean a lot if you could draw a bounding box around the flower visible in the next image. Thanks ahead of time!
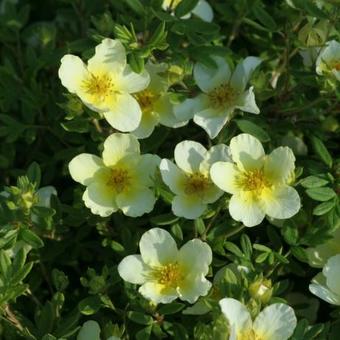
[316,40,340,81]
[132,63,187,139]
[118,228,212,304]
[175,56,261,139]
[309,254,340,305]
[219,298,297,340]
[210,133,301,227]
[162,0,213,22]
[306,228,340,268]
[68,133,160,217]
[77,320,120,340]
[58,38,150,132]
[160,140,230,219]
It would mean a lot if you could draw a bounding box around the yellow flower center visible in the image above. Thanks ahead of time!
[238,330,263,340]
[106,168,131,193]
[134,89,159,113]
[184,173,211,195]
[153,263,183,288]
[163,0,182,9]
[330,60,340,71]
[208,83,239,109]
[82,73,113,99]
[237,169,270,193]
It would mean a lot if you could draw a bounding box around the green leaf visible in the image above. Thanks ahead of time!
[235,120,270,142]
[126,0,145,15]
[27,161,41,187]
[252,5,277,31]
[136,326,152,340]
[253,244,272,252]
[224,242,243,257]
[127,311,153,325]
[175,0,199,17]
[255,252,269,263]
[300,176,328,188]
[194,218,205,236]
[150,213,179,225]
[61,119,89,133]
[311,136,332,168]
[158,302,185,315]
[306,187,336,202]
[313,200,336,216]
[128,52,145,73]
[78,295,102,315]
[20,229,44,248]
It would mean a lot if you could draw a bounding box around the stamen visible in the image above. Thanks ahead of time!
[184,173,210,195]
[106,168,130,193]
[82,73,113,99]
[152,263,183,288]
[236,169,270,193]
[134,89,158,112]
[208,83,239,109]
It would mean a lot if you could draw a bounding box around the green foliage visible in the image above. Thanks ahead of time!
[0,0,339,339]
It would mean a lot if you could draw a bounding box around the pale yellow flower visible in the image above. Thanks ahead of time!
[219,298,297,340]
[118,228,212,304]
[160,140,230,219]
[210,133,301,227]
[316,40,340,81]
[58,38,150,132]
[132,63,187,139]
[68,133,159,217]
[309,254,340,305]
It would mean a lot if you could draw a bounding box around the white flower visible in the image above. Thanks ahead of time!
[219,298,297,340]
[316,40,340,81]
[77,320,120,340]
[58,38,150,132]
[309,254,340,305]
[68,133,160,217]
[306,228,340,268]
[160,140,231,219]
[210,133,301,227]
[299,47,320,67]
[175,56,261,139]
[132,63,187,139]
[162,0,213,22]
[118,228,212,304]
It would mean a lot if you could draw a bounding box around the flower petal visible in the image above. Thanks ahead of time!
[192,0,214,22]
[102,133,140,167]
[77,321,101,340]
[194,56,231,93]
[172,195,206,220]
[200,144,231,174]
[139,228,178,266]
[178,275,212,304]
[264,146,295,184]
[230,56,262,91]
[323,254,340,296]
[229,192,265,227]
[174,95,208,121]
[36,186,57,207]
[116,187,156,217]
[131,110,159,139]
[262,186,300,220]
[83,181,117,217]
[229,133,265,171]
[58,55,89,94]
[118,65,150,93]
[194,108,230,139]
[118,255,149,284]
[174,140,207,173]
[69,154,104,185]
[157,95,187,128]
[104,93,142,132]
[160,159,186,195]
[87,38,126,73]
[139,282,178,304]
[210,161,240,194]
[137,154,161,187]
[309,272,340,305]
[178,239,212,275]
[219,298,252,335]
[235,86,260,114]
[253,303,297,340]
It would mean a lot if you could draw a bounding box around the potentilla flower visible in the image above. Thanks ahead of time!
[118,228,212,304]
[160,140,231,219]
[309,254,340,305]
[162,0,213,22]
[58,38,150,132]
[132,63,187,139]
[316,40,340,81]
[68,133,160,217]
[306,228,340,268]
[175,56,261,139]
[219,298,297,340]
[210,133,301,227]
